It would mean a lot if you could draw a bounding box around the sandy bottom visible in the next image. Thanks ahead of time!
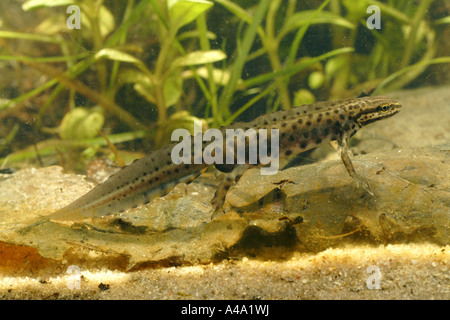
[1,243,448,300]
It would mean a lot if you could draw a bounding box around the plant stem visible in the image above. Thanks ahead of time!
[196,14,218,123]
[265,0,291,110]
[26,61,146,131]
[90,0,107,93]
[400,0,434,69]
[217,0,271,125]
[108,0,135,96]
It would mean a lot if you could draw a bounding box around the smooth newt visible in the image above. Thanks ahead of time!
[50,96,401,221]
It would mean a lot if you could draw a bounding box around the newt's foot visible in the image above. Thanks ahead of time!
[354,174,374,196]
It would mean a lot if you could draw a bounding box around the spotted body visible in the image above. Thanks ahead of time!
[50,96,401,221]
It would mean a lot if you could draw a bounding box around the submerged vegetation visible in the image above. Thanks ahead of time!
[0,0,448,169]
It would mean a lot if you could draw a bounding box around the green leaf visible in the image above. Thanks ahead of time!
[374,56,450,93]
[214,0,252,24]
[96,48,141,64]
[168,0,213,29]
[293,89,316,106]
[342,0,368,22]
[118,70,157,104]
[282,10,355,38]
[95,49,152,75]
[0,31,65,44]
[308,71,325,89]
[59,108,104,140]
[134,83,156,105]
[163,73,183,107]
[325,56,347,78]
[127,70,181,107]
[97,5,116,37]
[173,50,226,67]
[22,0,74,11]
[118,69,153,86]
[164,111,208,135]
[178,29,217,41]
[0,98,12,110]
[363,0,410,24]
[214,0,265,41]
[183,67,234,86]
[242,47,354,89]
[81,5,115,37]
[435,16,450,25]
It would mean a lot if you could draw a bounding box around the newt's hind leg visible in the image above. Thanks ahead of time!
[211,164,251,220]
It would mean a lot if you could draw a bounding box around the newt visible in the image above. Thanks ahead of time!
[49,96,401,221]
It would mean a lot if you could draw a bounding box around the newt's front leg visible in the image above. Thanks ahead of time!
[337,130,373,196]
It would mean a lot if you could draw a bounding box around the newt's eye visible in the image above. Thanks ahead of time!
[379,104,390,112]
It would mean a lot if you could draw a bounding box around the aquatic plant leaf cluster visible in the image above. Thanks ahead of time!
[0,0,448,167]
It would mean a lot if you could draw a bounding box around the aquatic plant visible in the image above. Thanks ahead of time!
[0,0,448,167]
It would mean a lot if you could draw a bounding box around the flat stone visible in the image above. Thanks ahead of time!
[228,144,449,251]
